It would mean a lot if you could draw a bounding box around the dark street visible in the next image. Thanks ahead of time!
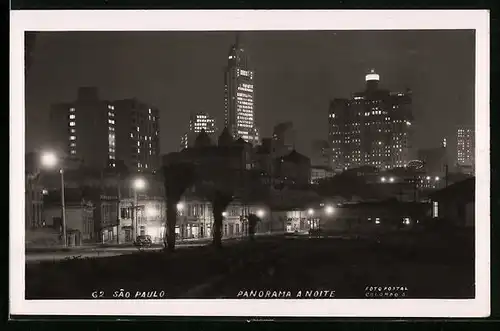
[25,232,474,300]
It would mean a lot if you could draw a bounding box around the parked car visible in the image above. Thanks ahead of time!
[134,235,152,248]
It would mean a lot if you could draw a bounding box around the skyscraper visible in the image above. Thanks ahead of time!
[224,35,259,146]
[113,98,161,173]
[49,88,161,173]
[180,112,217,150]
[457,126,475,173]
[49,87,109,169]
[328,69,413,171]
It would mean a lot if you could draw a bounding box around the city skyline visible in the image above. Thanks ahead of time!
[26,30,474,160]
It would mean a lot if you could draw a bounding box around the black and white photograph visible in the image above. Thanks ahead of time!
[10,10,490,317]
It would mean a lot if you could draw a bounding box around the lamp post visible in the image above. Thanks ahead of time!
[307,208,314,230]
[40,151,67,247]
[324,205,335,231]
[256,209,265,233]
[132,177,146,239]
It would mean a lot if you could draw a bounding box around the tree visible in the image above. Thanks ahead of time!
[196,180,234,249]
[247,213,261,241]
[162,162,196,252]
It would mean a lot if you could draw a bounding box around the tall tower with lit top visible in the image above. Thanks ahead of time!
[224,34,260,146]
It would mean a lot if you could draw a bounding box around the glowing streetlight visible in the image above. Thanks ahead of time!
[40,151,57,168]
[40,151,67,247]
[426,176,431,181]
[256,209,265,218]
[325,205,334,215]
[389,177,395,183]
[176,202,185,211]
[222,211,228,217]
[307,208,314,216]
[381,177,386,183]
[133,178,146,190]
[435,176,440,181]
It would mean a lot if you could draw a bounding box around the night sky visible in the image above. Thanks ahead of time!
[25,30,475,158]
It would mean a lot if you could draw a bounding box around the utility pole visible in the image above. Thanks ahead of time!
[116,177,121,244]
[60,169,67,247]
[445,164,449,188]
[133,188,138,240]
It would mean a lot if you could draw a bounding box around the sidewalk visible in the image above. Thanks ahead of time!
[26,232,283,253]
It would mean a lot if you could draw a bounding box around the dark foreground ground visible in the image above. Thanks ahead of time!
[25,231,474,299]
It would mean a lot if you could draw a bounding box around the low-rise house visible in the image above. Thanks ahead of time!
[43,189,95,245]
[427,177,475,228]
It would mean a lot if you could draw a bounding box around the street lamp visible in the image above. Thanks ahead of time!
[40,151,67,247]
[176,202,185,212]
[323,205,335,232]
[307,208,314,230]
[132,177,146,239]
[256,209,265,218]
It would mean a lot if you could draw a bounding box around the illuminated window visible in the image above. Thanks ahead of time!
[69,114,75,120]
[70,135,76,140]
[433,201,439,218]
[70,107,75,112]
[69,121,76,127]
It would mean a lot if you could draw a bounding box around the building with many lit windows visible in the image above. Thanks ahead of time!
[49,87,110,169]
[112,98,161,173]
[180,112,217,150]
[328,70,413,171]
[456,126,475,174]
[49,88,160,173]
[224,35,260,145]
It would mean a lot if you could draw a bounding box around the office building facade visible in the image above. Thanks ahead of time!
[328,70,413,171]
[180,112,217,150]
[49,88,160,174]
[224,36,260,145]
[112,98,160,173]
[456,126,475,174]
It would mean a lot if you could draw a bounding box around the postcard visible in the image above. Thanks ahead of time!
[10,9,490,318]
